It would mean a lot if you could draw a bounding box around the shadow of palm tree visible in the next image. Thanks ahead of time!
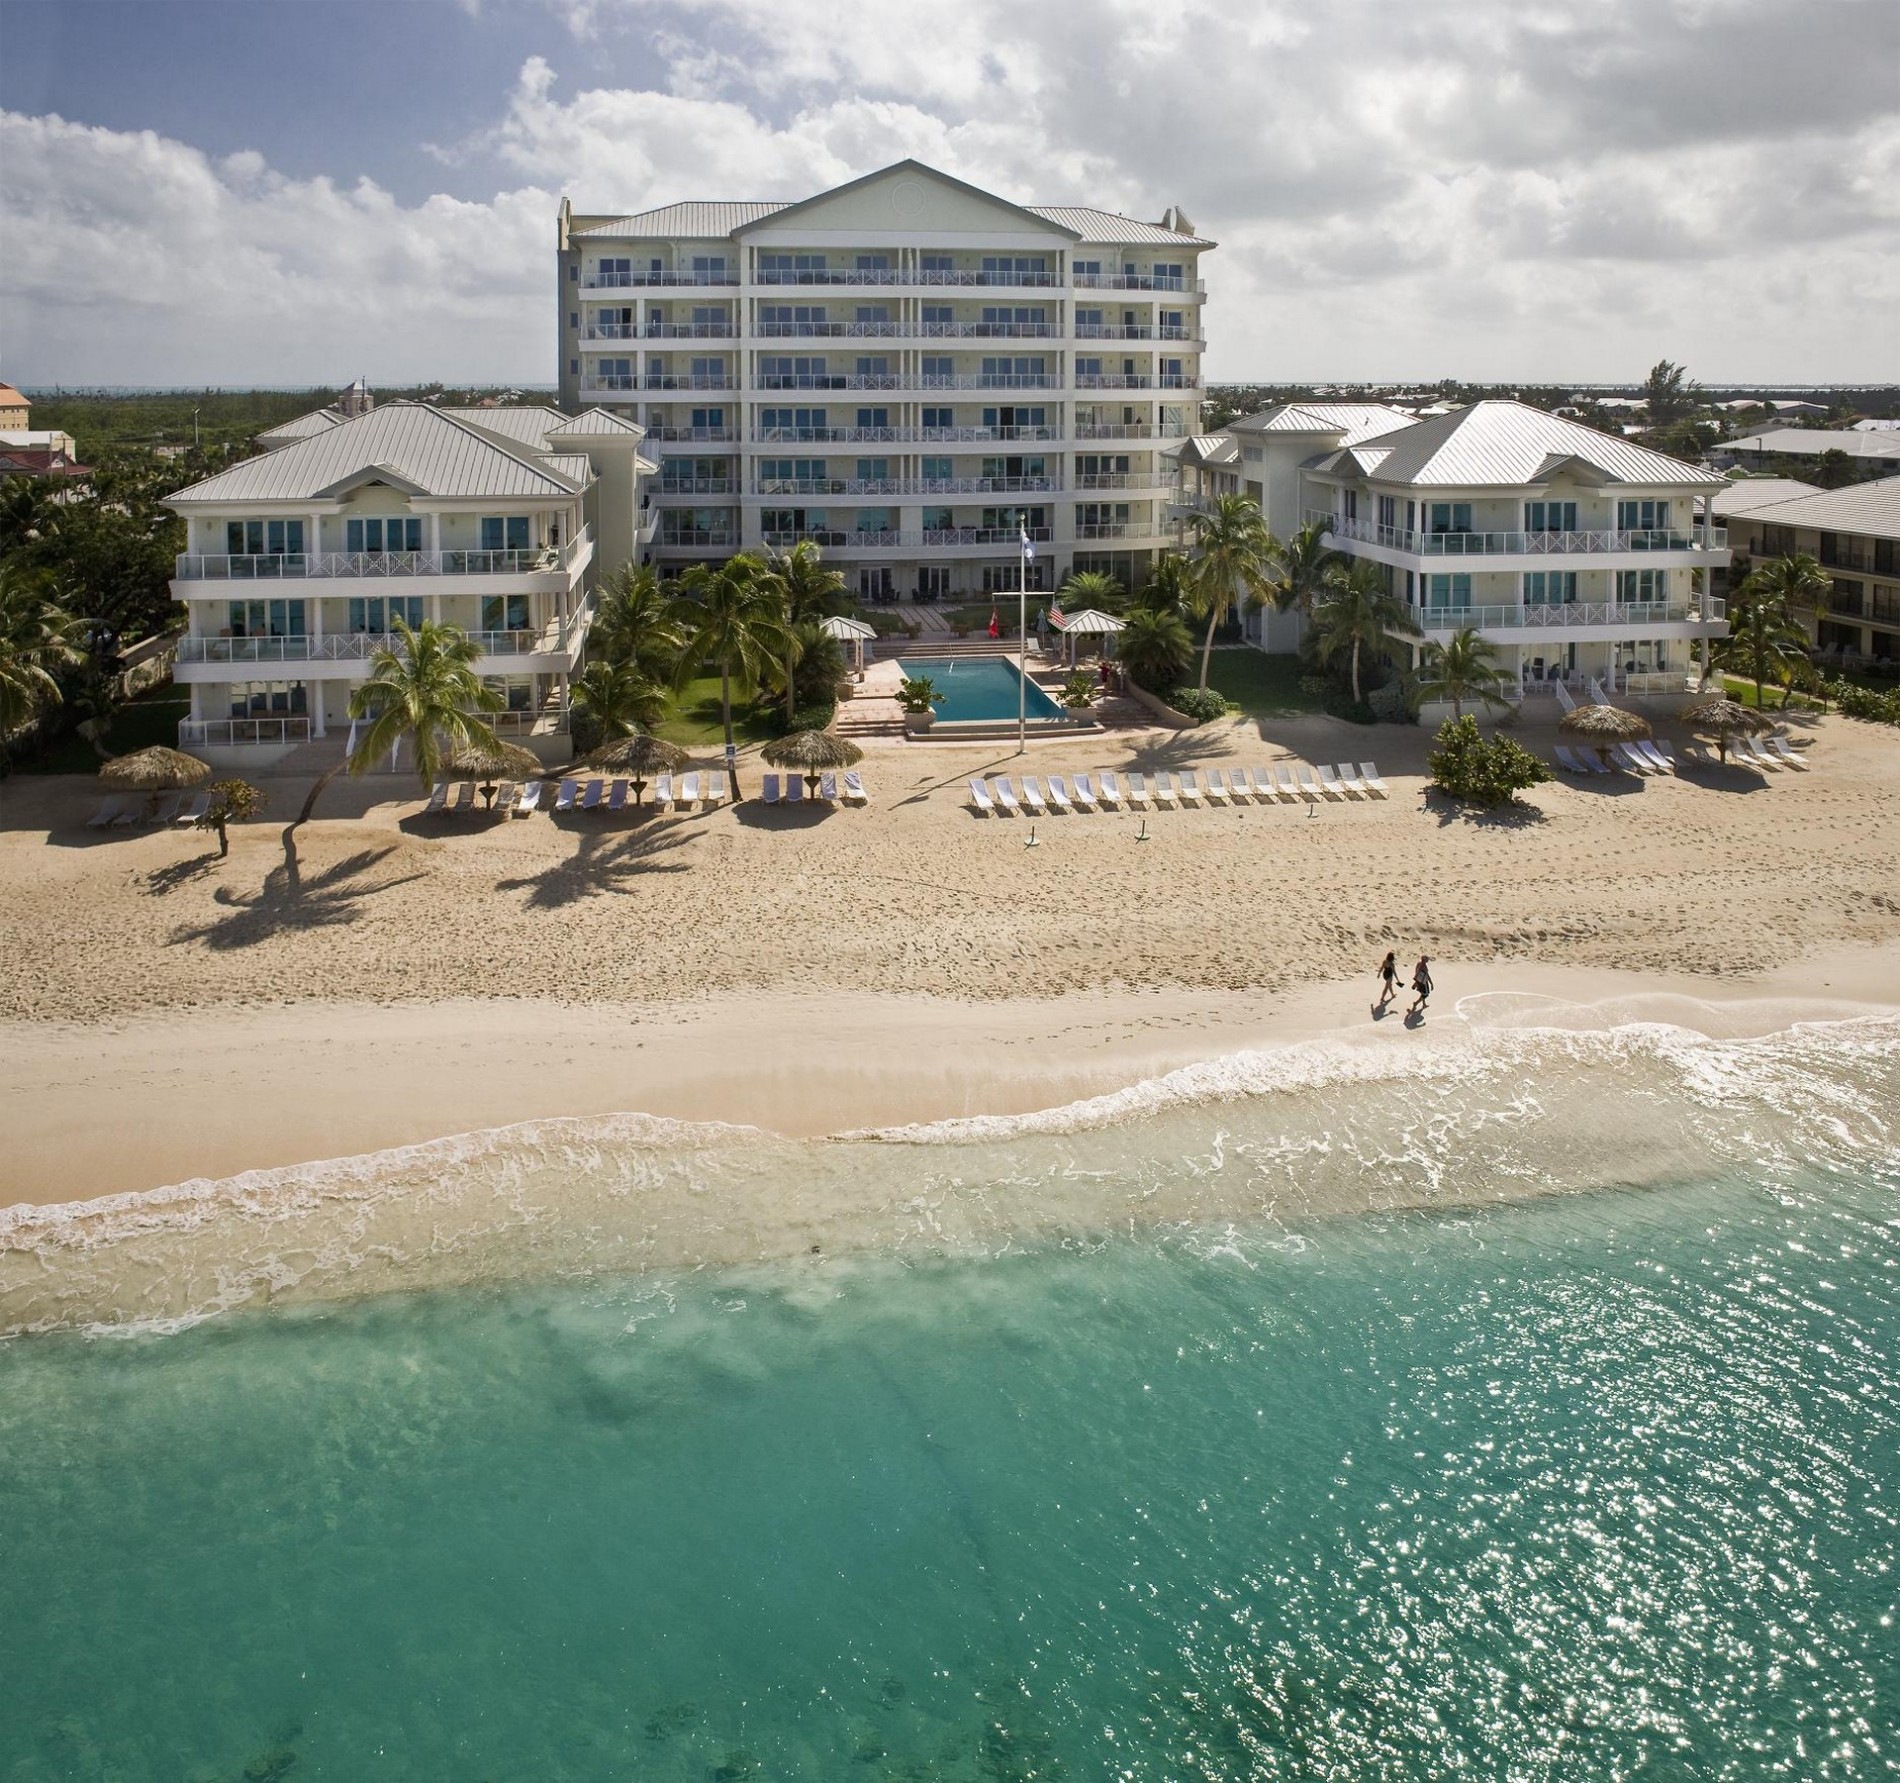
[170,833,426,950]
[142,853,219,897]
[495,823,699,910]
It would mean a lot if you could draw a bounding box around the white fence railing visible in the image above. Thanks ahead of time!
[176,529,590,583]
[179,716,312,747]
[1314,512,1727,557]
[1413,600,1724,631]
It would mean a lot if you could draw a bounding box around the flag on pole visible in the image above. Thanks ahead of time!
[988,605,1001,638]
[1019,523,1036,562]
[1049,601,1065,628]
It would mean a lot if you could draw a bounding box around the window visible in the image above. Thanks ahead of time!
[759,407,826,434]
[856,508,893,533]
[855,356,890,377]
[690,406,727,430]
[984,563,1047,591]
[919,254,955,273]
[759,252,828,278]
[1159,357,1185,385]
[921,356,954,381]
[922,506,953,530]
[481,595,531,633]
[1616,569,1669,604]
[690,255,728,279]
[480,517,532,553]
[569,312,579,330]
[1076,454,1129,477]
[225,599,306,636]
[920,457,952,481]
[228,681,306,717]
[688,358,726,382]
[921,304,954,326]
[343,517,419,555]
[760,355,831,385]
[1523,571,1577,603]
[981,255,1047,280]
[1617,498,1672,534]
[1076,357,1103,377]
[225,519,306,559]
[918,566,952,596]
[981,506,1045,530]
[982,406,1047,430]
[759,459,827,484]
[980,356,1046,381]
[596,257,632,286]
[1342,491,1358,522]
[980,306,1046,328]
[982,456,1046,479]
[1428,502,1472,534]
[855,408,890,429]
[1073,259,1102,277]
[595,357,633,388]
[1152,262,1185,288]
[1077,503,1131,528]
[1159,310,1186,337]
[482,676,535,713]
[346,596,424,633]
[691,306,729,329]
[1377,495,1396,531]
[855,459,891,482]
[921,407,955,429]
[570,359,579,375]
[855,255,890,272]
[1425,573,1472,611]
[761,508,827,535]
[855,305,890,324]
[760,305,828,329]
[1525,500,1577,533]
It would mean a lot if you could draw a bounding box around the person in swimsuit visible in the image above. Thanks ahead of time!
[1375,951,1399,1011]
[1408,955,1433,1018]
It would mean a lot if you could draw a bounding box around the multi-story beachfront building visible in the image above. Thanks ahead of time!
[556,159,1210,598]
[1175,399,1732,704]
[164,401,653,764]
[1722,475,1900,665]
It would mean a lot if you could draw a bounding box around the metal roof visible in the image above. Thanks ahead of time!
[574,201,790,239]
[1724,429,1900,461]
[256,407,345,447]
[1023,206,1213,247]
[1716,474,1900,541]
[440,405,573,450]
[547,408,646,437]
[1175,434,1241,465]
[1230,403,1415,447]
[169,403,586,505]
[1335,400,1726,489]
[1710,478,1819,517]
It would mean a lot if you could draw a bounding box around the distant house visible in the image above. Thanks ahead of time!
[0,429,90,480]
[1712,429,1900,477]
[254,378,375,451]
[0,383,29,430]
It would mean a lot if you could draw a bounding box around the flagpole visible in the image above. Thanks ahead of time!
[1017,529,1028,755]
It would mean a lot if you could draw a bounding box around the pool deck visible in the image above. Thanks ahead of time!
[838,654,1147,743]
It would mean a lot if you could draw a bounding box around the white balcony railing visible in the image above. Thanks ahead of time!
[1412,600,1726,631]
[755,269,1059,288]
[179,716,313,747]
[752,425,1061,445]
[176,530,590,583]
[583,270,737,288]
[1073,274,1206,295]
[1316,512,1728,557]
[1076,374,1153,389]
[751,477,1057,497]
[646,425,739,443]
[1074,522,1145,540]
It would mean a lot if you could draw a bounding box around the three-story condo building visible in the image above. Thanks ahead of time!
[165,402,654,764]
[556,159,1210,598]
[1176,400,1730,704]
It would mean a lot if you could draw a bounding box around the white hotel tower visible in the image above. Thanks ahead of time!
[557,159,1211,598]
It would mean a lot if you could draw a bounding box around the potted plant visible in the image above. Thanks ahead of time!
[896,674,944,733]
[1060,670,1098,712]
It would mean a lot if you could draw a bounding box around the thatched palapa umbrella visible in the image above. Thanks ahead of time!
[446,736,542,808]
[585,733,688,806]
[1559,701,1652,766]
[1679,694,1773,764]
[98,746,211,791]
[762,728,863,799]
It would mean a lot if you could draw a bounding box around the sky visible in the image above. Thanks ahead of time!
[3,0,1897,389]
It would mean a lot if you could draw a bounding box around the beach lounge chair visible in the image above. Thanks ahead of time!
[1019,776,1049,815]
[1046,775,1076,813]
[784,774,806,805]
[1768,737,1809,770]
[993,777,1022,815]
[1097,771,1126,809]
[605,779,630,814]
[1736,738,1779,771]
[818,772,840,803]
[1071,774,1100,812]
[494,782,521,817]
[1358,762,1389,798]
[174,791,211,827]
[1637,741,1676,774]
[1202,769,1232,804]
[1271,767,1301,804]
[842,770,869,805]
[1613,743,1652,775]
[1240,767,1273,802]
[652,773,675,811]
[144,793,182,826]
[554,778,579,812]
[576,779,603,811]
[1334,764,1367,799]
[110,798,142,825]
[1177,770,1205,806]
[1126,772,1153,809]
[1553,747,1589,775]
[515,779,543,817]
[422,780,449,816]
[969,777,995,815]
[451,782,478,815]
[1316,765,1348,800]
[86,797,123,829]
[1296,766,1325,802]
[677,771,701,806]
[759,773,780,805]
[1154,772,1180,808]
[706,770,729,804]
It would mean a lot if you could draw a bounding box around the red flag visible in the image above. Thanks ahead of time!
[988,606,1001,638]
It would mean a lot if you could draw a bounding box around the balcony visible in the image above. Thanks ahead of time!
[1077,472,1164,490]
[177,598,596,670]
[752,477,1057,497]
[657,478,738,498]
[179,716,312,747]
[637,374,735,391]
[914,322,1062,339]
[647,425,739,443]
[639,322,736,339]
[1315,513,1727,558]
[758,321,906,338]
[753,425,1063,445]
[583,270,737,288]
[756,269,1058,287]
[1076,374,1152,389]
[656,530,738,551]
[752,526,1056,552]
[1076,422,1188,440]
[175,532,591,583]
[1411,600,1727,632]
[1074,522,1146,540]
[1074,325,1204,346]
[1073,274,1206,295]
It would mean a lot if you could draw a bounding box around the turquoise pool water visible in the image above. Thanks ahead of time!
[3,1017,1897,1779]
[899,655,1069,725]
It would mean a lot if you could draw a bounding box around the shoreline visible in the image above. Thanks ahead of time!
[4,948,1897,1211]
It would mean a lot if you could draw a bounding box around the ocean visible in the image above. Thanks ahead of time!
[2,1012,1896,1779]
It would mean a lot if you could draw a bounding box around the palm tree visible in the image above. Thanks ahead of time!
[1416,627,1510,720]
[1057,568,1126,614]
[345,619,504,794]
[591,561,686,684]
[0,564,87,738]
[1720,575,1815,708]
[761,540,847,725]
[676,553,788,773]
[1187,493,1281,690]
[1132,551,1192,616]
[780,618,845,719]
[1115,603,1194,691]
[1271,518,1341,621]
[1309,560,1412,706]
[571,658,668,741]
[1741,551,1831,631]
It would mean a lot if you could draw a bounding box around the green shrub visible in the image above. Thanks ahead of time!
[1322,685,1377,724]
[1166,685,1229,724]
[1823,678,1900,725]
[1367,681,1413,724]
[1059,670,1098,710]
[568,709,604,758]
[1427,715,1552,807]
[894,675,943,715]
[786,700,837,734]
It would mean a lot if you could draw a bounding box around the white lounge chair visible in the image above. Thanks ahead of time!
[1744,737,1784,771]
[759,773,780,805]
[1553,747,1589,775]
[111,798,142,825]
[1202,769,1232,804]
[842,770,869,804]
[174,791,211,827]
[576,779,602,811]
[554,778,579,812]
[144,793,182,826]
[1358,762,1389,798]
[993,777,1022,815]
[1296,766,1324,802]
[606,779,630,813]
[652,773,675,811]
[86,797,123,829]
[1096,771,1125,809]
[1046,775,1076,813]
[969,777,995,815]
[1177,770,1205,806]
[1637,741,1675,774]
[1019,776,1049,815]
[1125,772,1152,809]
[818,772,840,802]
[494,781,520,817]
[784,774,806,805]
[1315,765,1347,800]
[677,771,701,806]
[1071,774,1100,811]
[1334,764,1367,799]
[515,780,543,817]
[1768,737,1809,770]
[1154,772,1180,808]
[422,780,449,815]
[1272,767,1301,804]
[709,770,731,803]
[1241,768,1274,803]
[452,782,478,815]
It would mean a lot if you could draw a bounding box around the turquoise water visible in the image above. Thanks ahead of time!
[899,655,1068,724]
[3,1018,1898,1779]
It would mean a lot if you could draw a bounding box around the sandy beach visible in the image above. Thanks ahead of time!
[2,707,1897,1207]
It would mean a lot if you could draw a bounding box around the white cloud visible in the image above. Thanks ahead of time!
[3,0,1897,387]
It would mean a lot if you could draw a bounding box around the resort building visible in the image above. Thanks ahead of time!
[0,383,31,429]
[1712,429,1900,478]
[1176,399,1732,703]
[1722,475,1900,665]
[253,377,377,452]
[555,159,1210,599]
[164,401,654,764]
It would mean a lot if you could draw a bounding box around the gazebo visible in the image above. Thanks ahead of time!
[819,614,878,677]
[1050,608,1125,668]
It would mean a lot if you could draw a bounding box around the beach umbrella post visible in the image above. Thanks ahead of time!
[584,732,690,807]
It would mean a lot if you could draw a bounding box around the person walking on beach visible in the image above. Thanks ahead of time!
[1408,955,1433,1019]
[1375,950,1399,1012]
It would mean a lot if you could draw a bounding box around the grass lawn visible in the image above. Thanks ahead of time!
[1720,674,1822,713]
[1202,648,1328,716]
[654,674,781,749]
[11,684,192,776]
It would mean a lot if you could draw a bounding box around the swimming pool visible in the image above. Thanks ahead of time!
[898,656,1072,728]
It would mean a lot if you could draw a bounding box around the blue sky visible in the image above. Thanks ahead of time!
[3,0,1897,388]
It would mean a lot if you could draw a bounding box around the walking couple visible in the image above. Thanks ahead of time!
[1375,951,1432,1018]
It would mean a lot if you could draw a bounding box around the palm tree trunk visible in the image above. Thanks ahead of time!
[784,649,796,726]
[721,666,734,750]
[296,761,343,827]
[1350,638,1361,705]
[1197,607,1219,691]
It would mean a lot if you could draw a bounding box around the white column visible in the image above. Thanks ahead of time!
[311,679,326,738]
